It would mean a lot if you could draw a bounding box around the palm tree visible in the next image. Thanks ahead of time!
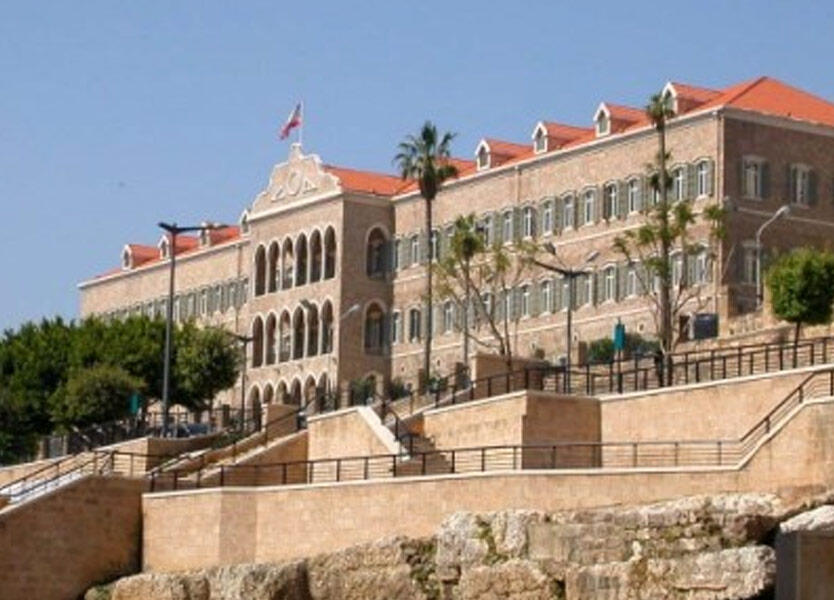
[395,122,457,389]
[646,92,675,383]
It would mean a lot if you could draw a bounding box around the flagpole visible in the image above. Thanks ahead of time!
[298,100,304,148]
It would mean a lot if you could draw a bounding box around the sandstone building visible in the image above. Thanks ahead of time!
[78,76,834,409]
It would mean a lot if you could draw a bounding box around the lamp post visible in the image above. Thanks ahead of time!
[755,205,790,310]
[533,244,598,393]
[158,221,226,437]
[230,333,254,432]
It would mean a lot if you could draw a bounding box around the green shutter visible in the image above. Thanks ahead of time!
[707,160,715,196]
[553,197,563,233]
[686,163,698,200]
[809,169,818,205]
[617,181,628,218]
[617,263,627,301]
[513,207,523,241]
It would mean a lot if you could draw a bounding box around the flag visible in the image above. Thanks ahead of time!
[279,102,302,140]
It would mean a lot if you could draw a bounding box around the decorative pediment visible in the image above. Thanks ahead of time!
[251,144,341,214]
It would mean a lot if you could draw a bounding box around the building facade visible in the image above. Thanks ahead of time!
[79,76,834,408]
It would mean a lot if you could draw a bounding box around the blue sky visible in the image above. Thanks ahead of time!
[2,1,834,330]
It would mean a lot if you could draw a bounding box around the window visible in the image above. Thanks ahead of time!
[790,164,812,205]
[604,267,616,302]
[481,292,494,318]
[596,112,610,136]
[583,190,595,225]
[743,158,764,199]
[743,245,757,285]
[561,278,570,310]
[695,251,709,284]
[393,239,400,271]
[200,289,208,315]
[477,145,489,170]
[503,290,513,320]
[626,266,637,297]
[673,167,685,202]
[499,211,512,242]
[563,197,575,229]
[520,285,530,317]
[628,179,640,213]
[672,255,684,287]
[697,161,710,197]
[391,311,402,345]
[408,308,421,342]
[228,283,238,309]
[542,202,553,234]
[540,280,552,314]
[364,303,385,352]
[366,228,387,277]
[443,301,454,333]
[534,128,546,153]
[583,275,593,306]
[410,235,419,266]
[604,184,618,219]
[444,225,455,258]
[482,215,493,246]
[430,230,439,261]
[522,206,535,238]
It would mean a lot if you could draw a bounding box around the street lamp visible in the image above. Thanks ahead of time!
[755,205,790,310]
[534,244,599,393]
[230,333,254,433]
[158,221,227,437]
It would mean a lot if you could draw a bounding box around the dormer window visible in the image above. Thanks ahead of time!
[594,105,611,137]
[476,142,490,170]
[121,248,131,270]
[200,229,210,247]
[239,211,250,234]
[533,126,547,154]
[159,238,170,259]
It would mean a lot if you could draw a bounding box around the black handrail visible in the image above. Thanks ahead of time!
[148,367,834,493]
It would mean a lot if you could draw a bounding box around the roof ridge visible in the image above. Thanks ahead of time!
[722,76,769,105]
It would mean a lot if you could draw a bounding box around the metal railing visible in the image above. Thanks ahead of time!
[148,368,834,493]
[420,336,834,408]
[0,449,175,504]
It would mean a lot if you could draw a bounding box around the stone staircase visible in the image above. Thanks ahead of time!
[379,408,452,477]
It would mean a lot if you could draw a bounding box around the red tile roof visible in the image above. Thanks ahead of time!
[207,225,240,245]
[670,82,721,103]
[604,103,647,124]
[483,138,531,159]
[697,76,834,128]
[324,165,408,196]
[539,122,594,141]
[126,244,158,267]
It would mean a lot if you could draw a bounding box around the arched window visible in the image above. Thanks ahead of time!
[321,301,334,353]
[265,313,277,365]
[295,234,308,286]
[279,311,291,362]
[262,383,274,405]
[267,242,280,293]
[289,380,302,406]
[316,373,330,412]
[303,376,318,406]
[366,227,388,278]
[281,239,294,289]
[324,227,337,279]
[254,246,266,296]
[251,316,264,368]
[276,381,288,405]
[309,230,323,283]
[292,308,305,360]
[306,303,319,356]
[364,302,386,354]
[248,386,261,411]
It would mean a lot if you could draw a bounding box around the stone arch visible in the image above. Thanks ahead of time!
[254,245,267,296]
[276,380,289,405]
[267,241,280,293]
[363,301,386,354]
[262,382,274,405]
[281,239,294,289]
[303,375,318,406]
[306,302,319,356]
[295,233,308,286]
[309,229,323,283]
[324,226,337,279]
[265,312,277,365]
[366,226,389,278]
[278,310,292,362]
[292,307,305,360]
[321,301,334,354]
[251,315,264,368]
[289,379,302,406]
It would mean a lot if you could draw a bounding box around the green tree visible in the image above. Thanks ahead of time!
[613,91,724,382]
[395,122,457,388]
[433,214,535,370]
[766,248,834,363]
[174,323,239,412]
[50,365,143,429]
